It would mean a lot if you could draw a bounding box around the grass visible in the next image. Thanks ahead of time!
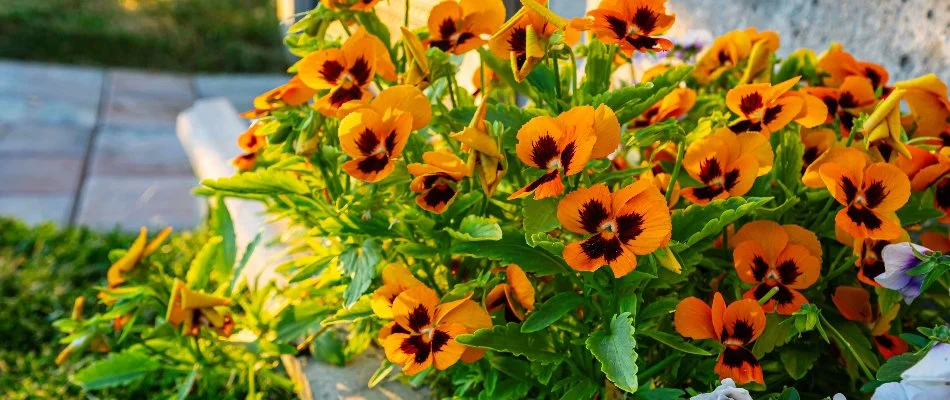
[0,218,206,398]
[0,0,287,73]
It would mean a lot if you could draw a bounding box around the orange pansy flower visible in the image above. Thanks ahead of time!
[693,28,778,84]
[817,44,889,90]
[633,65,696,127]
[485,264,536,321]
[835,225,910,287]
[426,0,506,55]
[166,279,234,337]
[587,0,675,56]
[731,221,821,314]
[557,180,672,278]
[894,145,939,183]
[381,287,492,375]
[802,147,869,189]
[407,151,471,214]
[240,75,317,119]
[298,33,377,116]
[894,74,950,138]
[803,76,878,136]
[831,286,908,359]
[510,105,620,200]
[231,153,257,171]
[920,229,950,253]
[909,148,950,219]
[726,77,814,134]
[371,264,425,319]
[681,128,773,205]
[819,154,910,240]
[489,0,559,82]
[674,293,766,385]
[800,127,838,175]
[338,85,432,182]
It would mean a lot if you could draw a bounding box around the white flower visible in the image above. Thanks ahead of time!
[872,343,950,400]
[690,378,753,400]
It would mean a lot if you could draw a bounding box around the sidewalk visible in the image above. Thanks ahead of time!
[0,59,286,230]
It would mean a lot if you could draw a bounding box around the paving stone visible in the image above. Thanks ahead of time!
[101,94,192,130]
[0,155,83,194]
[75,175,203,230]
[0,194,73,225]
[193,74,287,114]
[302,349,426,400]
[109,69,194,101]
[0,92,99,129]
[0,123,91,155]
[90,125,193,176]
[0,60,104,105]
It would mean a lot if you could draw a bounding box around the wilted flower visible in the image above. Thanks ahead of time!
[489,0,562,82]
[240,75,317,119]
[166,279,234,337]
[486,264,535,321]
[875,243,931,304]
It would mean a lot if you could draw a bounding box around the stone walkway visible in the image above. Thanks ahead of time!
[0,59,285,230]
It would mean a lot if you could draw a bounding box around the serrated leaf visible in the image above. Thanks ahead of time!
[780,347,820,380]
[275,304,329,342]
[452,229,570,276]
[322,296,374,326]
[589,66,693,122]
[586,312,638,393]
[186,236,223,291]
[446,215,503,242]
[456,323,564,363]
[639,330,711,356]
[669,197,773,251]
[72,351,160,390]
[521,292,585,333]
[876,349,926,382]
[773,127,804,193]
[340,239,382,308]
[201,170,309,195]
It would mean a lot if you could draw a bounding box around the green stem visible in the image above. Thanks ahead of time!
[445,76,458,108]
[404,0,410,27]
[665,142,686,203]
[757,286,780,305]
[820,313,875,381]
[568,48,579,97]
[550,53,562,109]
[637,353,679,381]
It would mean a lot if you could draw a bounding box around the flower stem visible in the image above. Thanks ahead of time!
[757,286,780,305]
[820,312,876,381]
[445,76,458,108]
[404,0,410,27]
[665,142,686,203]
[550,53,562,110]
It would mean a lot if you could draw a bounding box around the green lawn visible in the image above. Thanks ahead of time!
[0,0,287,73]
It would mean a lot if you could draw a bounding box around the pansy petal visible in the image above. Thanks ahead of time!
[831,286,873,323]
[674,297,716,340]
[863,162,911,212]
[557,184,613,235]
[392,286,440,333]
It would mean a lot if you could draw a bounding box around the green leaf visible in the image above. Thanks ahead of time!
[229,229,263,295]
[776,387,801,400]
[752,314,798,358]
[628,119,686,148]
[897,190,944,225]
[456,322,565,363]
[580,40,611,96]
[779,347,820,380]
[176,364,200,400]
[201,170,309,195]
[275,304,329,342]
[446,215,503,242]
[340,239,382,308]
[394,242,440,257]
[669,197,773,251]
[522,197,561,235]
[186,236,223,291]
[586,312,638,393]
[876,350,926,382]
[452,229,570,276]
[639,330,711,356]
[637,298,677,323]
[521,292,585,333]
[773,126,804,193]
[322,296,374,326]
[590,66,693,122]
[633,388,687,400]
[212,196,236,273]
[72,351,160,390]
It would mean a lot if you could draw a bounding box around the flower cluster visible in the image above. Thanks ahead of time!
[209,0,950,397]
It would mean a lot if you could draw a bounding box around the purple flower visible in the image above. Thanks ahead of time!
[876,243,931,304]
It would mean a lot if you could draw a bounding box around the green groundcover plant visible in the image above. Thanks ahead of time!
[51,0,950,399]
